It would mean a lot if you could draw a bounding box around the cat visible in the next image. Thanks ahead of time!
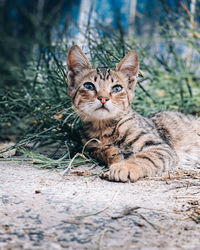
[67,45,200,182]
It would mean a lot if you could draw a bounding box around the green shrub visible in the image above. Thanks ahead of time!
[0,4,199,164]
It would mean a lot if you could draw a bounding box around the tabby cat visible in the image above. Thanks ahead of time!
[67,45,200,182]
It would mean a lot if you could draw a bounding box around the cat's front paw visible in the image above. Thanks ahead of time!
[109,161,144,182]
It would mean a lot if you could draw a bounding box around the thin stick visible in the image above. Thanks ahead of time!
[62,219,95,226]
[175,196,200,199]
[134,212,161,232]
[82,138,101,155]
[110,206,141,219]
[75,191,119,218]
[99,228,110,250]
[62,153,88,176]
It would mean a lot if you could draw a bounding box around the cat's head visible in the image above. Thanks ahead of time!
[67,45,138,121]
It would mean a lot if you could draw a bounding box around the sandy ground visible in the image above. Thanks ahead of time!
[0,159,200,250]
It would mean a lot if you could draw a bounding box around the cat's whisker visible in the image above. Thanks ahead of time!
[111,103,124,113]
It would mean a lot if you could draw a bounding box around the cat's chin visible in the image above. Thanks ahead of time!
[74,105,121,122]
[84,109,118,122]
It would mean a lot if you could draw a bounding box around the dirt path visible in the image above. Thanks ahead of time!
[0,160,200,250]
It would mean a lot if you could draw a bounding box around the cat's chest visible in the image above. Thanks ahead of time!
[81,127,115,146]
[85,125,115,140]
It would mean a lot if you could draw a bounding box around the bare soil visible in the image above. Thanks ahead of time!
[0,159,200,250]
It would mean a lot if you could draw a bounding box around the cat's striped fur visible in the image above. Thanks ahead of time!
[67,45,200,182]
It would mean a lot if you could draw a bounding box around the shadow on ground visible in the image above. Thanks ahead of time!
[0,160,200,249]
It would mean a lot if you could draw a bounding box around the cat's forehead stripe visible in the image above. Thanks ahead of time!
[96,68,110,80]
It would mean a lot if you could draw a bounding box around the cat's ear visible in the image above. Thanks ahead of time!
[115,50,139,89]
[67,45,92,88]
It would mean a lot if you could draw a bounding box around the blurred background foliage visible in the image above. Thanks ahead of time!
[0,0,199,161]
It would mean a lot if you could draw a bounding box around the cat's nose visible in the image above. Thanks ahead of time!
[98,96,109,104]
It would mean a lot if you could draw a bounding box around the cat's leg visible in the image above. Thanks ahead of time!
[92,145,124,165]
[109,144,178,182]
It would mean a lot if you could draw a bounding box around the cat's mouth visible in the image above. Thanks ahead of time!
[95,105,109,112]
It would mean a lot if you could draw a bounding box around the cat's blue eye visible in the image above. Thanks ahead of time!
[112,85,123,93]
[84,82,96,91]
